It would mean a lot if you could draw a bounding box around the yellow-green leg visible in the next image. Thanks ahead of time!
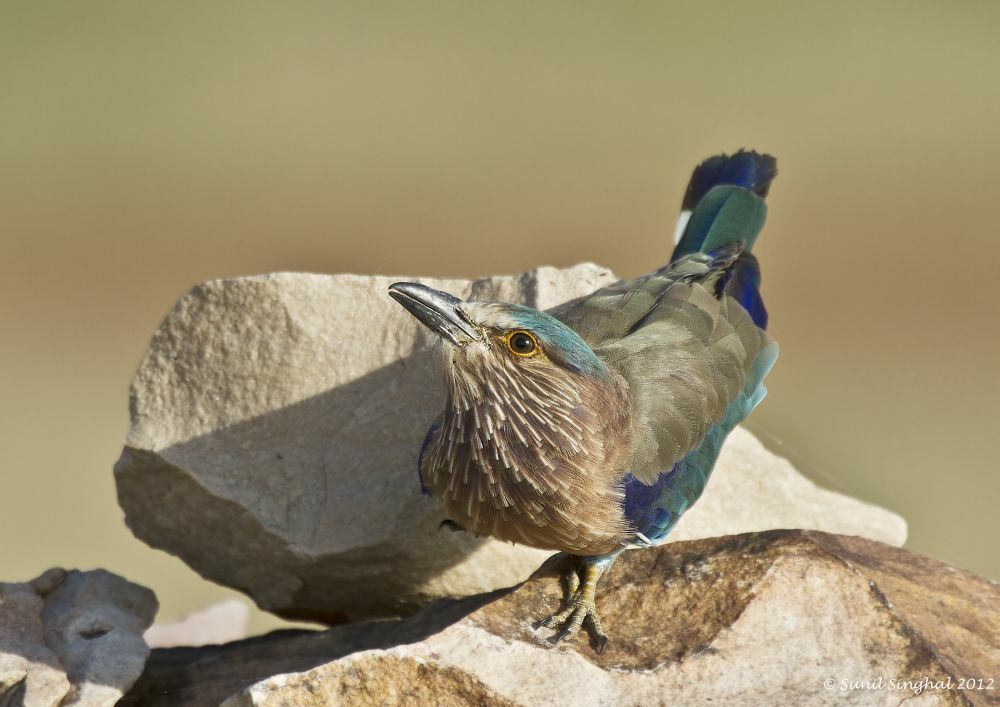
[533,553,618,653]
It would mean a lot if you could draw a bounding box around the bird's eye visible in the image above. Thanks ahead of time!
[505,330,538,357]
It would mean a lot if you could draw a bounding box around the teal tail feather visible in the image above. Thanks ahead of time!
[672,150,777,261]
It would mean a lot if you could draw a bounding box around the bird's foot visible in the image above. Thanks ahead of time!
[532,557,611,653]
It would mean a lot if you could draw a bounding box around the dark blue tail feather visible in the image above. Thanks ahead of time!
[681,149,777,211]
[671,151,776,262]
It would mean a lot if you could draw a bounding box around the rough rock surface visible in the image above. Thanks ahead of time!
[121,531,998,707]
[115,265,906,623]
[0,576,69,707]
[0,568,157,706]
[144,600,250,649]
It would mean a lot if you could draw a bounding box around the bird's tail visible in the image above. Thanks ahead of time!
[671,150,777,262]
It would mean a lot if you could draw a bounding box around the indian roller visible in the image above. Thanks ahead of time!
[389,150,779,652]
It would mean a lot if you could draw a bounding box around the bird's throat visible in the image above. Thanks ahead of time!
[421,357,633,555]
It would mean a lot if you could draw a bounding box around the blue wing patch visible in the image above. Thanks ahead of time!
[417,421,440,495]
[622,463,684,541]
[717,251,768,329]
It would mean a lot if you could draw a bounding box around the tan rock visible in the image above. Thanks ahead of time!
[217,532,998,707]
[0,568,157,707]
[234,655,517,707]
[115,265,905,624]
[144,600,250,649]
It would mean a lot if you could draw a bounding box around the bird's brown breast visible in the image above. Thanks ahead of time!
[422,371,633,556]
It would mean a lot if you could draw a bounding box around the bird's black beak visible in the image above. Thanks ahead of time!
[388,282,482,346]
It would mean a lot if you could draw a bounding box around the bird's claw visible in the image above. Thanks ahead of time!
[544,597,607,650]
[533,560,609,652]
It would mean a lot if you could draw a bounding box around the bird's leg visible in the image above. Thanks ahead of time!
[532,552,619,653]
[534,568,580,628]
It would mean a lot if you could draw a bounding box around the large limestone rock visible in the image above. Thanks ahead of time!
[0,568,157,706]
[115,265,615,624]
[122,531,998,707]
[115,265,906,623]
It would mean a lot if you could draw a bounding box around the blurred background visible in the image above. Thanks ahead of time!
[2,2,998,633]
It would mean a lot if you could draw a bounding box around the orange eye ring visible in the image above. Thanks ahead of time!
[504,330,539,357]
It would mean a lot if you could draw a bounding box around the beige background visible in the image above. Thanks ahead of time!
[2,2,997,633]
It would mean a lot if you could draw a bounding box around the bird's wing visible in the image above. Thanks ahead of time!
[594,246,775,484]
[547,247,738,346]
[598,150,778,539]
[621,334,778,544]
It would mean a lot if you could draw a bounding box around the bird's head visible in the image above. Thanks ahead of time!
[388,282,609,408]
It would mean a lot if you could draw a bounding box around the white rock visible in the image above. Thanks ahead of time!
[144,600,250,649]
[115,264,905,622]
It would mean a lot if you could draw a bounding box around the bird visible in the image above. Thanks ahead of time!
[388,150,779,652]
